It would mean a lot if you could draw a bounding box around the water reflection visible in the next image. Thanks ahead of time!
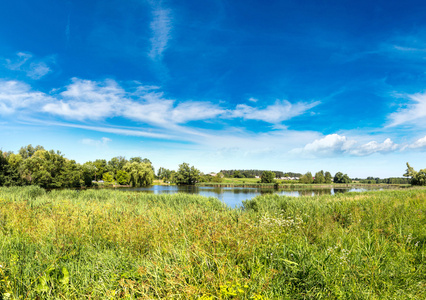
[119,185,384,208]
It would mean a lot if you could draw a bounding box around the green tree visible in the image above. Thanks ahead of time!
[334,172,352,183]
[213,172,224,183]
[324,171,332,184]
[124,162,154,187]
[314,170,325,184]
[233,171,245,178]
[18,144,45,159]
[157,167,172,182]
[82,163,96,187]
[176,163,200,185]
[116,170,130,185]
[130,157,155,174]
[404,163,426,186]
[108,156,128,174]
[102,172,115,185]
[60,159,84,188]
[260,171,275,183]
[299,172,313,184]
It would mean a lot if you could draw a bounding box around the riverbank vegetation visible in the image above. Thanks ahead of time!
[0,186,424,299]
[0,144,418,189]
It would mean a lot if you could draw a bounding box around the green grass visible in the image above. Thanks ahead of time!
[0,186,425,299]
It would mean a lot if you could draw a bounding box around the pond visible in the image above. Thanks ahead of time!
[119,185,388,208]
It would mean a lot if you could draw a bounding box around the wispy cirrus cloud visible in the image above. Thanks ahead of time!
[388,92,426,127]
[148,5,172,60]
[1,77,320,152]
[38,78,316,127]
[230,100,320,123]
[81,137,112,147]
[4,52,54,79]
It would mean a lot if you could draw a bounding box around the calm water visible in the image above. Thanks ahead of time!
[119,185,386,208]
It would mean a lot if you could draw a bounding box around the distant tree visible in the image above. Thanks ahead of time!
[260,171,275,183]
[176,162,200,185]
[299,172,313,184]
[233,171,245,178]
[324,171,332,183]
[334,172,352,183]
[157,167,172,182]
[314,170,325,184]
[213,172,224,183]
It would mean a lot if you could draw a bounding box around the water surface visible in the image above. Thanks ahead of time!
[119,185,386,208]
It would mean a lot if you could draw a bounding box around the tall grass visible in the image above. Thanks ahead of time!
[0,186,425,299]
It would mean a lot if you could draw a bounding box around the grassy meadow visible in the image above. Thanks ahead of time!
[0,186,425,299]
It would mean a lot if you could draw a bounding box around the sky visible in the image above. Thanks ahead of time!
[1,0,426,178]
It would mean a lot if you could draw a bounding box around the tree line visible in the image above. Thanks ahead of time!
[220,170,302,178]
[0,145,419,188]
[0,145,223,188]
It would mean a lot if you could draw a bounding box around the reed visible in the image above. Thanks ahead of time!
[0,186,424,299]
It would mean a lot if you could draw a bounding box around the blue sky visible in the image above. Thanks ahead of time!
[1,0,426,177]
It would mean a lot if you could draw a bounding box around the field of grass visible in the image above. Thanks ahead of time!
[0,186,425,299]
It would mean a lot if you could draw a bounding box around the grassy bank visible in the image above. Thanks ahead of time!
[0,186,425,299]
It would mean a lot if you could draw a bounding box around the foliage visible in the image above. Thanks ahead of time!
[123,162,154,187]
[102,172,115,185]
[108,156,128,174]
[314,170,325,183]
[299,171,313,184]
[157,167,173,182]
[334,172,352,183]
[232,170,245,178]
[116,170,129,185]
[221,169,302,179]
[324,171,332,183]
[260,171,275,183]
[404,162,426,186]
[0,187,425,299]
[176,162,200,185]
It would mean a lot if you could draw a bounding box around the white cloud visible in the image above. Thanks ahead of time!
[388,93,426,127]
[0,80,51,115]
[43,78,124,120]
[81,137,112,147]
[171,102,225,123]
[408,135,426,149]
[292,134,400,157]
[26,62,51,79]
[4,52,53,79]
[5,52,32,70]
[230,100,320,123]
[148,6,172,60]
[40,78,314,128]
[349,138,398,156]
[291,134,356,156]
[248,97,258,103]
